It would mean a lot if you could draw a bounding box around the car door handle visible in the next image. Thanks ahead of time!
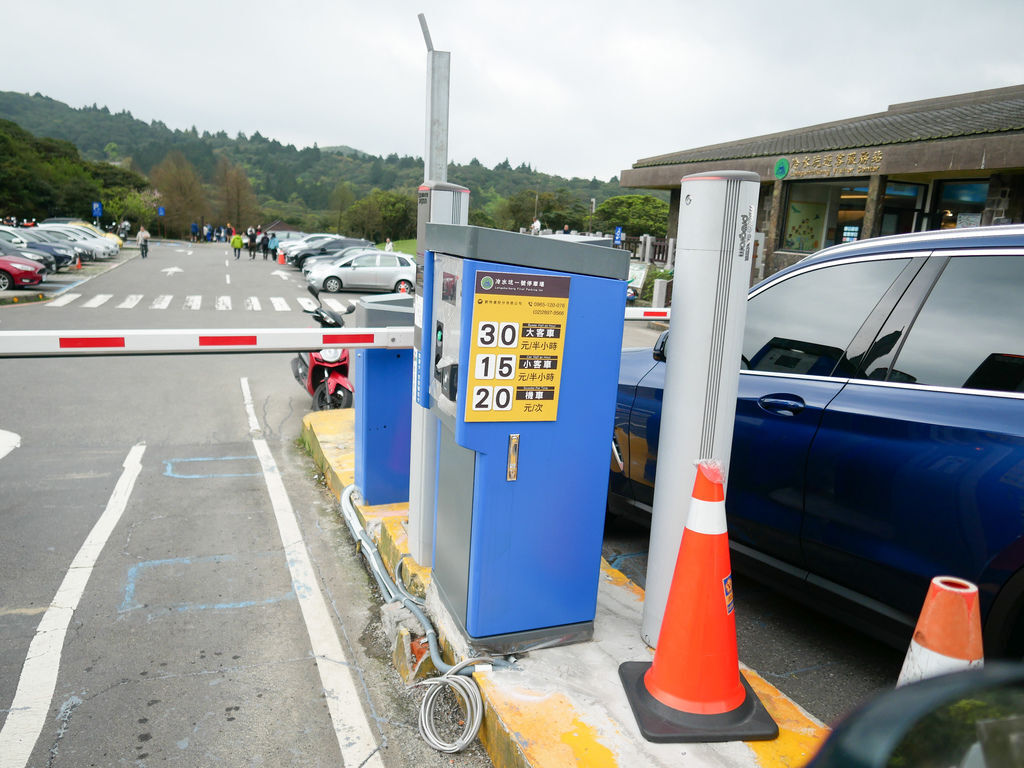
[758,395,805,417]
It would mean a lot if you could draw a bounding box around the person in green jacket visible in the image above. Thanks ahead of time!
[230,232,243,260]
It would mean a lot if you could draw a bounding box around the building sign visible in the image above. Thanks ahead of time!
[776,150,884,179]
[466,271,569,423]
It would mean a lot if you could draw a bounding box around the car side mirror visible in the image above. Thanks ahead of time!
[653,331,669,362]
[807,663,1024,768]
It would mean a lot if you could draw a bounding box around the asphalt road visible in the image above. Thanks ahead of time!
[0,241,492,767]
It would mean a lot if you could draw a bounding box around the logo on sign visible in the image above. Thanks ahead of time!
[480,275,494,290]
[723,573,735,614]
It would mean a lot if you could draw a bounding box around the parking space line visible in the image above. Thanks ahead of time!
[0,444,145,768]
[239,378,383,767]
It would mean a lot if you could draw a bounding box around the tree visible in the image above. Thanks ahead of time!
[214,157,259,230]
[343,189,416,242]
[593,195,669,237]
[104,187,158,229]
[150,151,207,236]
[329,181,355,233]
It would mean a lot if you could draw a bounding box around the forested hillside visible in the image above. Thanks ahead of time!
[0,91,668,239]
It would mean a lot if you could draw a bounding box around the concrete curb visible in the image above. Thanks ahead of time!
[302,409,830,767]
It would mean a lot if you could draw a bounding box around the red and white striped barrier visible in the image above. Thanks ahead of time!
[0,327,414,357]
[624,307,670,321]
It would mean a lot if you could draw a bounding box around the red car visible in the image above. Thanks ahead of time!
[0,251,47,290]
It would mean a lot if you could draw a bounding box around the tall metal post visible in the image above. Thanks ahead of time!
[640,171,760,647]
[408,14,451,566]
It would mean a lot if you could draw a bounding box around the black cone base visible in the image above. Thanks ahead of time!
[618,661,779,743]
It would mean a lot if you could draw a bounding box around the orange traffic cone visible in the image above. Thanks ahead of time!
[75,256,82,270]
[619,460,777,742]
[277,251,285,264]
[897,576,983,687]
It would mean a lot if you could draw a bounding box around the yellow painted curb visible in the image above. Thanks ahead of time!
[301,408,830,768]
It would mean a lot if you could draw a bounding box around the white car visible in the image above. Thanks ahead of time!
[306,249,415,294]
[39,225,117,258]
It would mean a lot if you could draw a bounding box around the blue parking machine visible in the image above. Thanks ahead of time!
[423,224,629,653]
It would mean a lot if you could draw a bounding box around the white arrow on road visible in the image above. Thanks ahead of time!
[271,270,291,281]
[161,267,183,276]
[0,429,21,461]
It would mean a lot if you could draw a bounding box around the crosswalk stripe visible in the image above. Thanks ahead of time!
[270,297,290,312]
[245,297,262,311]
[296,297,318,311]
[215,296,232,311]
[117,295,144,309]
[324,298,348,313]
[184,295,202,310]
[81,294,113,308]
[151,295,172,309]
[47,293,81,307]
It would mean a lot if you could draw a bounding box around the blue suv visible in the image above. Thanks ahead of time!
[610,226,1024,656]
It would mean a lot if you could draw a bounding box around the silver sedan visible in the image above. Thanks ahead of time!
[305,249,415,294]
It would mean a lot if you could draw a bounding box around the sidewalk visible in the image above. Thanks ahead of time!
[302,409,830,768]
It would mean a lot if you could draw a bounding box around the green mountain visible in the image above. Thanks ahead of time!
[0,91,641,217]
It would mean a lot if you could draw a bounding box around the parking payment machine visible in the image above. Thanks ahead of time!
[423,224,629,652]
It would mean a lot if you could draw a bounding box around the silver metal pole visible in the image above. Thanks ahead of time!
[640,171,760,647]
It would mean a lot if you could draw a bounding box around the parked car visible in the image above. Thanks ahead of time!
[0,227,74,269]
[278,233,336,260]
[42,218,123,247]
[39,224,117,258]
[301,246,375,278]
[0,251,47,290]
[610,225,1024,656]
[288,237,375,270]
[305,249,415,294]
[0,240,57,273]
[17,225,95,264]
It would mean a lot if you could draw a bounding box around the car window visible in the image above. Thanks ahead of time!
[397,256,412,267]
[886,255,1024,392]
[743,258,909,376]
[378,255,399,268]
[351,254,378,268]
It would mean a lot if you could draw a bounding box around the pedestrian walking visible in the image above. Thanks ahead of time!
[136,225,150,258]
[260,232,270,260]
[268,233,279,262]
[230,231,243,259]
[248,230,258,259]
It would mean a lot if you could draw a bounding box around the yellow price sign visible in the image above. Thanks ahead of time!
[465,271,570,423]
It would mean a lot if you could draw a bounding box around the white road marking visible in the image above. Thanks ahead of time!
[150,294,172,309]
[323,298,348,313]
[0,429,20,461]
[296,297,317,311]
[161,267,183,276]
[0,444,145,768]
[270,297,290,312]
[81,294,112,308]
[226,274,231,285]
[271,270,291,281]
[47,293,81,307]
[215,296,232,311]
[238,380,383,768]
[184,295,201,310]
[117,294,144,309]
[244,297,262,311]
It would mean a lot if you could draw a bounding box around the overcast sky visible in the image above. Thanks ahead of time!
[7,0,1024,183]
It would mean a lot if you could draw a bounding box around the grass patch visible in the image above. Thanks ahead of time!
[378,238,416,255]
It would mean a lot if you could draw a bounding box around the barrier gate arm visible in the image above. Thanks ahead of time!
[0,326,415,358]
[624,307,670,321]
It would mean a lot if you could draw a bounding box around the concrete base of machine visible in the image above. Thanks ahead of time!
[434,577,594,655]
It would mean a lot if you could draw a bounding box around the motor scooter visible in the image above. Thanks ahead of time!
[292,286,355,410]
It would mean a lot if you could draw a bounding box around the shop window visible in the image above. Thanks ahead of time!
[933,181,988,230]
